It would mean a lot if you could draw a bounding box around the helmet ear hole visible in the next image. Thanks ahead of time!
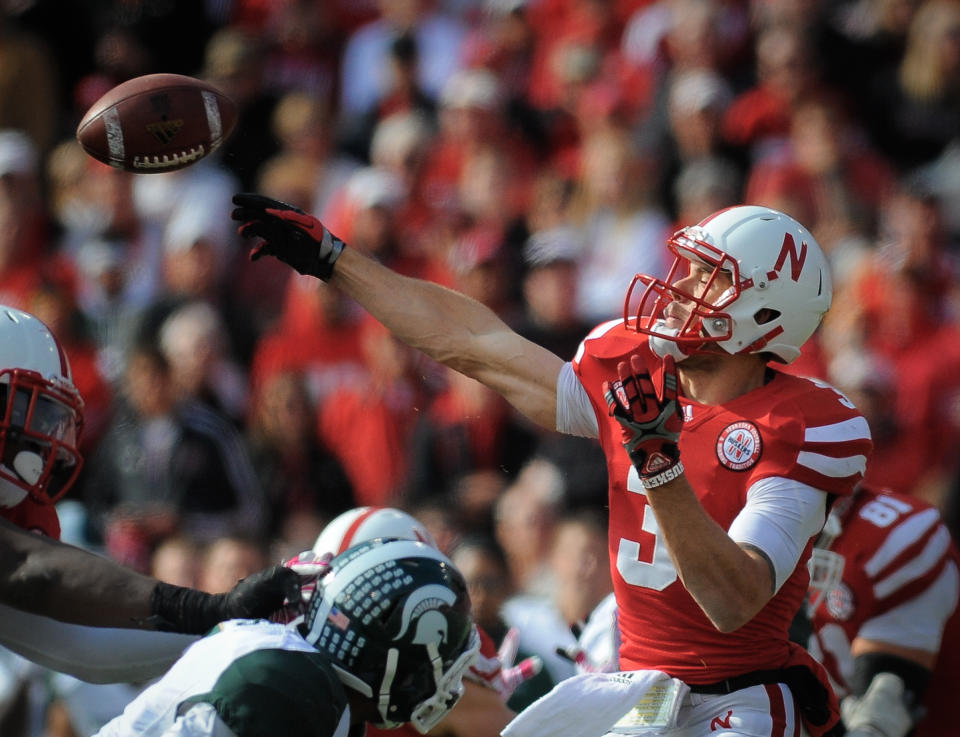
[754,308,780,325]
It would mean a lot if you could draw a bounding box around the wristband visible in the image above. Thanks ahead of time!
[150,581,225,634]
[640,461,685,489]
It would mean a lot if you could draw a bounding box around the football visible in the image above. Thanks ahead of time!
[76,73,237,173]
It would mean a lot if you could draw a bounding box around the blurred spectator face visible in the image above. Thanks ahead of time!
[756,27,814,102]
[159,302,225,400]
[360,316,414,383]
[0,131,40,268]
[407,501,464,556]
[458,147,512,223]
[790,99,844,175]
[257,154,319,212]
[198,537,267,594]
[49,144,138,239]
[439,70,502,144]
[451,543,511,634]
[549,517,608,589]
[667,70,732,159]
[523,260,580,326]
[448,227,510,310]
[879,190,945,273]
[163,238,220,296]
[271,91,331,161]
[151,536,201,588]
[124,349,173,418]
[664,0,723,70]
[581,129,644,209]
[674,158,741,225]
[494,460,562,581]
[376,0,425,29]
[370,111,431,187]
[253,371,313,449]
[202,28,264,106]
[901,0,960,97]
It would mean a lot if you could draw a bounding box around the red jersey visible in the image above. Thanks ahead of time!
[808,487,960,737]
[572,320,872,683]
[0,495,60,538]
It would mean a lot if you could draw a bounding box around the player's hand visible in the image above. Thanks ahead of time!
[231,193,346,281]
[151,565,303,633]
[841,674,916,737]
[466,627,542,701]
[602,354,684,488]
[219,565,303,621]
[270,550,334,624]
[555,644,617,673]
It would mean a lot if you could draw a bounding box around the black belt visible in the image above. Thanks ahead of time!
[687,668,786,694]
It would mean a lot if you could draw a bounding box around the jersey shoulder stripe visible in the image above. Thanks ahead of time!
[873,524,953,600]
[864,507,942,577]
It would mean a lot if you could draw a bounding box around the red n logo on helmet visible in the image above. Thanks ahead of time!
[774,233,807,281]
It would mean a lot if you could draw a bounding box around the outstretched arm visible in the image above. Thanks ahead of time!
[231,194,564,431]
[0,517,299,632]
[332,248,562,430]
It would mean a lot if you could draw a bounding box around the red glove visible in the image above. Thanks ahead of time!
[602,354,684,489]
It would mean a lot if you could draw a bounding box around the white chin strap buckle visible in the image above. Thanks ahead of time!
[648,326,691,363]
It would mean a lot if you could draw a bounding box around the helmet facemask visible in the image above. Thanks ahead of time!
[0,368,83,506]
[626,230,741,361]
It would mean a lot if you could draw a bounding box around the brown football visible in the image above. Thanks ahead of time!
[76,73,237,173]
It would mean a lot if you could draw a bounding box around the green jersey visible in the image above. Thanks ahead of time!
[95,620,353,737]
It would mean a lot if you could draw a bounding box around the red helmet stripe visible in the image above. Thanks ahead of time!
[340,507,383,554]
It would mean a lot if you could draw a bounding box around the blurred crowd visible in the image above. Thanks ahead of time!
[0,0,959,732]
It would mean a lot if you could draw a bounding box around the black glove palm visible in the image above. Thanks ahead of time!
[231,193,345,281]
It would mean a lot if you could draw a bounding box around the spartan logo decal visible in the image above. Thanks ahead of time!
[394,584,456,646]
[774,233,808,281]
[716,421,762,471]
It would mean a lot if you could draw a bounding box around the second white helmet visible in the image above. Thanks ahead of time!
[314,506,439,555]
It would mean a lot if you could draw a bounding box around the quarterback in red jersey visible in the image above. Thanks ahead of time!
[235,196,873,737]
[808,485,959,737]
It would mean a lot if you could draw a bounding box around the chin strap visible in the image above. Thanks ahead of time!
[647,327,694,363]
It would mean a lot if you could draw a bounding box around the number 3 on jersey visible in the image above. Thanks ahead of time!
[617,467,678,590]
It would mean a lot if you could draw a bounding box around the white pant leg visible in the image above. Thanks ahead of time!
[665,683,802,737]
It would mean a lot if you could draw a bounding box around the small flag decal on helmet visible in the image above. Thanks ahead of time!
[328,607,350,630]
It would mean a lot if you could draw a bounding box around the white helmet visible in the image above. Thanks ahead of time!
[627,205,832,364]
[0,306,83,507]
[314,506,438,556]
